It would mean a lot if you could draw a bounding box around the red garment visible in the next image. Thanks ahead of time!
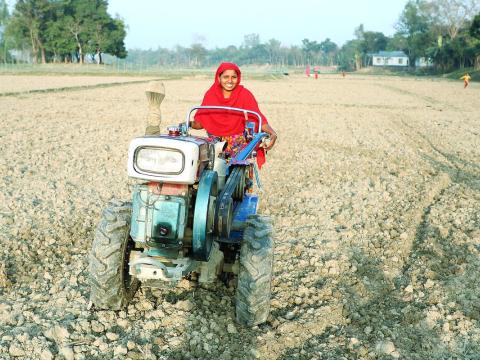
[195,62,268,168]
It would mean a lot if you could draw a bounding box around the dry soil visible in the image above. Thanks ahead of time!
[0,73,479,359]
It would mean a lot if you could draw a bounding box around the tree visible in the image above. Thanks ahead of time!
[337,39,361,71]
[387,33,408,51]
[469,13,480,68]
[247,43,269,64]
[350,24,367,68]
[319,38,338,65]
[4,0,127,64]
[6,0,54,64]
[0,0,10,63]
[43,2,76,63]
[0,0,7,30]
[240,34,269,64]
[429,0,480,39]
[286,45,303,67]
[209,45,239,65]
[51,0,127,64]
[395,0,435,66]
[301,38,320,64]
[361,32,387,53]
[470,13,480,38]
[265,38,281,65]
[188,43,207,67]
[62,0,105,64]
[354,24,365,41]
[90,16,127,64]
[77,1,127,64]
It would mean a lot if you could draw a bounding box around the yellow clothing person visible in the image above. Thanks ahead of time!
[460,73,471,88]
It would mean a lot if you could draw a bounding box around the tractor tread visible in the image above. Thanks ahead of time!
[88,200,139,310]
[235,214,274,326]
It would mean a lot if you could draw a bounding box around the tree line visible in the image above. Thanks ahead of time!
[1,0,479,72]
[125,0,480,73]
[0,0,126,64]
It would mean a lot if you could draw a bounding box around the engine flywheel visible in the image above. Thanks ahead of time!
[192,170,218,261]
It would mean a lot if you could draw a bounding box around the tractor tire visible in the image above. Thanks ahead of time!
[235,215,274,326]
[88,199,140,310]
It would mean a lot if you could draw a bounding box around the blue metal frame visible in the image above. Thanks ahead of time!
[233,132,269,161]
[192,170,218,261]
[229,194,259,240]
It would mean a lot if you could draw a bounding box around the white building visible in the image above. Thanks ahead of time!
[372,51,409,67]
[415,57,433,67]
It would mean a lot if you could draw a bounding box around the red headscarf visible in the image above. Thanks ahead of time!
[195,62,268,167]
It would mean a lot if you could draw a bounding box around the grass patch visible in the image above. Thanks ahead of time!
[440,67,480,81]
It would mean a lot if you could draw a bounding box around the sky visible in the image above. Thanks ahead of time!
[107,0,410,50]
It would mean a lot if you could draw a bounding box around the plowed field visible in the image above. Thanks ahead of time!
[1,73,479,359]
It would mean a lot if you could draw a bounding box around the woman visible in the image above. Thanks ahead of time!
[191,62,277,168]
[460,73,471,89]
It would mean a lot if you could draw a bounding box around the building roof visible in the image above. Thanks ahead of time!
[372,51,408,58]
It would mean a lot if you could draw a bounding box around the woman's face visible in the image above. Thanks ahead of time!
[219,69,238,94]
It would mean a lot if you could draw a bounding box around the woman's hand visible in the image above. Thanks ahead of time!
[261,123,277,151]
[190,119,204,130]
[265,132,277,151]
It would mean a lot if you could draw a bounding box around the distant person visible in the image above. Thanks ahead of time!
[192,62,277,168]
[314,66,319,80]
[460,73,471,88]
[342,71,346,78]
[306,65,311,77]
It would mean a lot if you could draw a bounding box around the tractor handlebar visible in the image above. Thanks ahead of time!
[184,106,263,136]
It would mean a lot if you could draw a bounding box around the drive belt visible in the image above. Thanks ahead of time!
[216,165,246,238]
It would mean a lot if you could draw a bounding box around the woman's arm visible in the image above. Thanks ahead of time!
[261,123,277,151]
[242,90,276,150]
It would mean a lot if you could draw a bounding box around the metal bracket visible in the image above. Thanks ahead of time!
[129,256,196,282]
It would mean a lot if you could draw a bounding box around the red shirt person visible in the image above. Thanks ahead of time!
[191,62,277,168]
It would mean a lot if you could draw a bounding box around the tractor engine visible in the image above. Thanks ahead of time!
[126,134,220,283]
